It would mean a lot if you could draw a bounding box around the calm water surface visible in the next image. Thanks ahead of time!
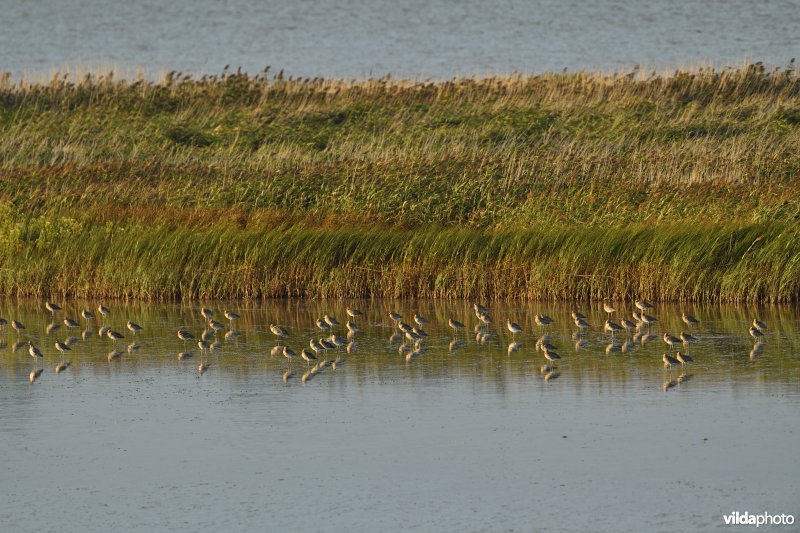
[1,300,798,532]
[1,0,798,79]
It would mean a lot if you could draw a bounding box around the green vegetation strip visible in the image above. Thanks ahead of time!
[0,64,798,301]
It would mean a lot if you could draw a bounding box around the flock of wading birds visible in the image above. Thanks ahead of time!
[3,299,770,386]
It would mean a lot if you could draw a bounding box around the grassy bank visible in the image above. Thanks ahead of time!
[1,64,799,301]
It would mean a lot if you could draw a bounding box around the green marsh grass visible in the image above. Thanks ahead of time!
[0,64,799,301]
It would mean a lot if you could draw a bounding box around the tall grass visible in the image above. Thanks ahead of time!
[0,212,797,302]
[0,64,799,301]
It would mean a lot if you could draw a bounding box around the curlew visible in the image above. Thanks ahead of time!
[535,315,554,329]
[604,320,624,336]
[448,318,465,335]
[197,339,209,357]
[640,314,658,330]
[675,351,693,367]
[663,353,680,369]
[329,334,347,349]
[177,329,195,350]
[635,299,654,313]
[542,347,561,365]
[320,338,337,351]
[107,330,124,345]
[309,338,324,355]
[323,314,340,328]
[301,348,316,366]
[574,317,590,330]
[224,310,240,328]
[270,324,289,340]
[663,333,681,350]
[478,312,493,325]
[283,346,297,364]
[54,340,71,360]
[81,309,94,326]
[45,302,62,317]
[208,320,223,334]
[28,341,43,365]
[681,312,699,330]
[749,326,764,341]
[11,320,25,336]
[506,319,523,339]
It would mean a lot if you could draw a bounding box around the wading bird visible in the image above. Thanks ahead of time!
[12,320,25,336]
[448,318,465,335]
[663,353,680,369]
[81,309,94,326]
[301,348,316,366]
[54,340,71,360]
[506,319,523,339]
[749,326,765,341]
[635,299,653,313]
[681,312,699,330]
[177,329,195,349]
[28,341,43,365]
[270,324,289,341]
[663,333,681,350]
[127,321,143,336]
[604,320,624,337]
[107,330,124,345]
[676,351,693,367]
[224,310,240,329]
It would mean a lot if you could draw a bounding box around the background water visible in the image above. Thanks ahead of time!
[0,300,798,532]
[0,0,797,79]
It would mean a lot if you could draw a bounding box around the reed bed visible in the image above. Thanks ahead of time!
[0,64,798,301]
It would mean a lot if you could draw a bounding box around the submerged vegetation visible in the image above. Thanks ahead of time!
[0,64,799,302]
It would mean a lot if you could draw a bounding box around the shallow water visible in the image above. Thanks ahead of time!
[1,300,798,532]
[1,0,798,79]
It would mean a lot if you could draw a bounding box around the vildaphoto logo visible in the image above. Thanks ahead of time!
[723,511,795,527]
